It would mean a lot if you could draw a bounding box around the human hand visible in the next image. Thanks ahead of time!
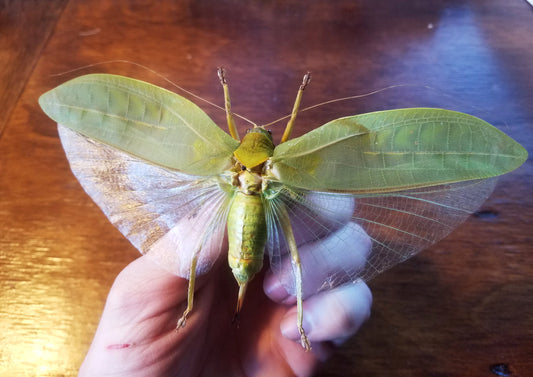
[78,223,372,377]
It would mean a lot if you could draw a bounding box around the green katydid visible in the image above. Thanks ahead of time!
[38,69,527,350]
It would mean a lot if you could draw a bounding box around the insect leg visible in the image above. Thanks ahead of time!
[176,253,199,329]
[278,205,312,351]
[280,72,311,144]
[217,67,240,141]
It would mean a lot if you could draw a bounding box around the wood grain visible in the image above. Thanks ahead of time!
[1,0,531,376]
[0,0,67,134]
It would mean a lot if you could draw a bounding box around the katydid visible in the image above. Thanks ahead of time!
[39,69,527,350]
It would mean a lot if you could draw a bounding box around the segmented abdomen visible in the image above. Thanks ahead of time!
[227,191,267,284]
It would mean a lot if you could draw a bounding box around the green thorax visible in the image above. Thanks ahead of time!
[233,128,274,169]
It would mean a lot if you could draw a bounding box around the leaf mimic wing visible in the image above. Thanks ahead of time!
[265,178,497,297]
[40,74,239,176]
[58,125,233,277]
[270,108,527,192]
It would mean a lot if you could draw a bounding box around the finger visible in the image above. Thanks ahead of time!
[287,191,356,246]
[146,200,227,279]
[280,282,372,345]
[265,221,372,303]
[101,255,188,332]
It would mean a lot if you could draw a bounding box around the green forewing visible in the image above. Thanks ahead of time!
[271,108,527,192]
[39,74,239,175]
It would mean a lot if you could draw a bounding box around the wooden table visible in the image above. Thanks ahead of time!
[1,1,531,376]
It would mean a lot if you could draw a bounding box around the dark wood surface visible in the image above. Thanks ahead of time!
[0,0,67,133]
[1,1,532,376]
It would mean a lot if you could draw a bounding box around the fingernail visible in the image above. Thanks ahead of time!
[280,314,310,341]
[280,314,300,340]
[264,274,290,302]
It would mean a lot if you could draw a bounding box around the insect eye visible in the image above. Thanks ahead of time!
[267,129,272,135]
[241,165,247,171]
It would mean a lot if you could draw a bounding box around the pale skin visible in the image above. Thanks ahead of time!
[78,221,372,377]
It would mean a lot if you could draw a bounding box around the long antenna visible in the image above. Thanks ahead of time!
[50,59,258,127]
[263,84,466,129]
